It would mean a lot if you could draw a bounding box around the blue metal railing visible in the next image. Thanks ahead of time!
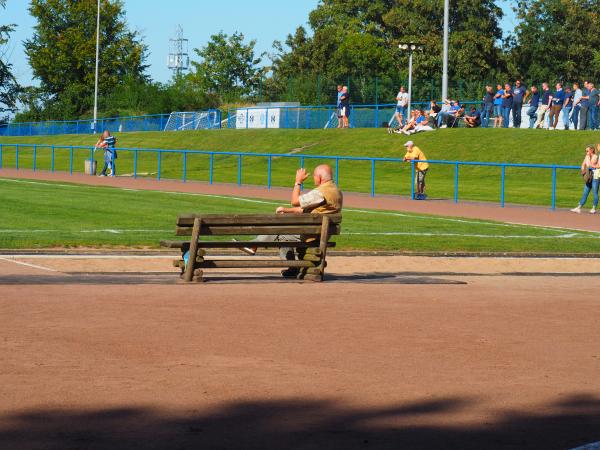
[0,110,222,137]
[0,143,580,210]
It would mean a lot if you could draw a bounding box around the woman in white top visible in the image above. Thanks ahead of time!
[571,145,599,214]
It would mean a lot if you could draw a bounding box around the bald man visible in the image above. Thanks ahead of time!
[243,164,343,277]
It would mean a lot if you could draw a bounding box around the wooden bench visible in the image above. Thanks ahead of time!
[160,213,342,282]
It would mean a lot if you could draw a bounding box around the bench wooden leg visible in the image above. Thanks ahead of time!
[183,218,202,282]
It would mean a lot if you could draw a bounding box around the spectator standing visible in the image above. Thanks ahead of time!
[512,80,528,128]
[493,84,504,128]
[481,86,494,128]
[578,81,590,130]
[589,82,599,130]
[403,141,429,200]
[562,86,573,130]
[571,82,583,130]
[395,86,409,127]
[96,130,117,177]
[535,83,552,128]
[527,85,540,128]
[501,83,513,128]
[549,83,565,130]
[571,145,599,214]
[336,85,344,128]
[339,86,350,128]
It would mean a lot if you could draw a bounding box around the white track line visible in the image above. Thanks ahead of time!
[0,257,59,272]
[0,255,174,259]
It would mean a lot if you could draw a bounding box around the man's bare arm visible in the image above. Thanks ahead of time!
[290,168,309,206]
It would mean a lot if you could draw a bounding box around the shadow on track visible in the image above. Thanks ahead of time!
[1,395,599,449]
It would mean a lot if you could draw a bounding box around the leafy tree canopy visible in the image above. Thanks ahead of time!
[24,0,147,118]
[191,31,264,102]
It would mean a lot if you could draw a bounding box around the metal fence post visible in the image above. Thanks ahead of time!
[237,154,242,186]
[33,144,37,171]
[267,155,272,189]
[551,167,557,210]
[157,150,162,180]
[410,161,415,200]
[51,145,55,172]
[335,158,339,184]
[454,162,459,203]
[134,149,138,178]
[209,153,214,184]
[183,151,187,182]
[0,143,2,168]
[371,160,376,197]
[69,146,73,175]
[15,144,19,170]
[500,165,506,207]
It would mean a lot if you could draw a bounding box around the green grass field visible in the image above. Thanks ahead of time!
[1,128,598,208]
[1,177,599,254]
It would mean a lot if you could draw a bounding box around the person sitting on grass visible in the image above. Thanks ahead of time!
[403,110,434,135]
[240,164,343,278]
[396,110,418,134]
[464,106,482,128]
[403,140,429,200]
[95,130,117,177]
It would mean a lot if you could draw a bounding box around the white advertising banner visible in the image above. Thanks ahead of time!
[236,108,280,129]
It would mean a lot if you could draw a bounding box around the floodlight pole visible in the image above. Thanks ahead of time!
[408,51,413,117]
[442,0,449,101]
[93,0,100,134]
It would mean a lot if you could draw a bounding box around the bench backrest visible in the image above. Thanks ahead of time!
[175,214,342,236]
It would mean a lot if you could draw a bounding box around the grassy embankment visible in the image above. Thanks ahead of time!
[1,128,597,208]
[1,177,599,253]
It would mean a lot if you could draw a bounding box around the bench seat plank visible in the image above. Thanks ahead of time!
[176,224,341,236]
[176,214,342,227]
[196,259,318,269]
[161,240,336,249]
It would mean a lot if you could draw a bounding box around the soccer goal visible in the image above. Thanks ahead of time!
[163,109,221,131]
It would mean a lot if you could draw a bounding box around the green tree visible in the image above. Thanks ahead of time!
[270,0,507,103]
[24,0,147,119]
[191,31,264,102]
[0,0,19,120]
[509,0,600,83]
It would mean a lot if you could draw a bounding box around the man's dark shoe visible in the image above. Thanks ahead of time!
[281,268,300,278]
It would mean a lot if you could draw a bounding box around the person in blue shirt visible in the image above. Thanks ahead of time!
[549,83,565,130]
[535,83,553,128]
[501,83,513,128]
[96,130,117,177]
[562,86,573,130]
[493,84,504,128]
[578,81,591,130]
[464,106,482,128]
[527,85,541,128]
[511,79,528,128]
[336,85,344,128]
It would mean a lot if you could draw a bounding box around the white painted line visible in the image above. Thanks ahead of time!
[0,255,174,259]
[0,257,59,272]
[344,232,585,239]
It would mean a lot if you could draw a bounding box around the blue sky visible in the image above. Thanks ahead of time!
[3,0,516,86]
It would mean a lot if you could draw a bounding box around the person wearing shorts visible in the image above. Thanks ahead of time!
[493,84,504,128]
[403,140,429,200]
[340,86,350,128]
[336,85,344,128]
[394,86,409,128]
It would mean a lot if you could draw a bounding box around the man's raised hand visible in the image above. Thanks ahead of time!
[295,168,309,185]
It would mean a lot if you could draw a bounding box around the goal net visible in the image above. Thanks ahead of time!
[163,110,221,131]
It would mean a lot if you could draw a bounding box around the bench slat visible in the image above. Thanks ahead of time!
[176,214,342,227]
[194,259,318,269]
[161,240,336,249]
[176,224,341,236]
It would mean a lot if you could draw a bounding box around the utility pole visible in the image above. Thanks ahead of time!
[442,0,449,101]
[93,0,100,133]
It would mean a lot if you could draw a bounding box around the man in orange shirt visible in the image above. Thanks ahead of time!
[403,141,429,200]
